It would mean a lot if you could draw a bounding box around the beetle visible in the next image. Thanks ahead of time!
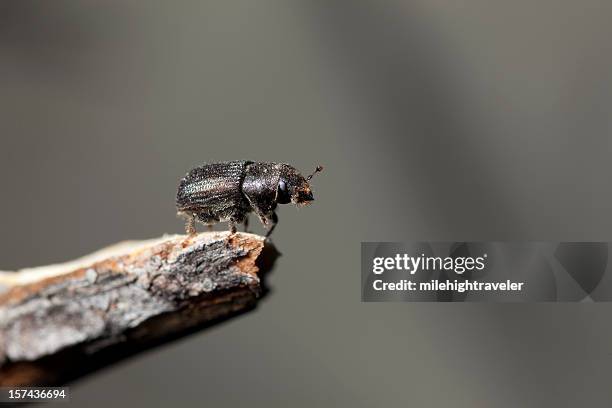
[176,161,323,237]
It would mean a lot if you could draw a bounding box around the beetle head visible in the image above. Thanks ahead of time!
[277,165,323,206]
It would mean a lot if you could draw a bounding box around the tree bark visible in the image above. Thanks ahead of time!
[0,232,267,386]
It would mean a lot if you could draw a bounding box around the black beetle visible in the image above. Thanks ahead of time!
[176,161,323,236]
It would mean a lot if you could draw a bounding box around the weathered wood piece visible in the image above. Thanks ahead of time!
[0,232,266,386]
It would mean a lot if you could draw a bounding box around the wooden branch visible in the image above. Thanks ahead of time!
[0,232,268,386]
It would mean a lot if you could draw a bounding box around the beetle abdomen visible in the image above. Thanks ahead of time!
[176,161,251,221]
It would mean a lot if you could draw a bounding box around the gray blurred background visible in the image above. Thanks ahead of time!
[1,0,612,406]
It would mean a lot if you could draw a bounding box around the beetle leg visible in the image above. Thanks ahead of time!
[265,212,278,238]
[207,224,213,232]
[228,221,237,234]
[243,216,249,233]
[259,215,268,226]
[185,214,196,235]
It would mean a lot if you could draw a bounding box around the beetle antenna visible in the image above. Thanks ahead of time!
[306,165,324,181]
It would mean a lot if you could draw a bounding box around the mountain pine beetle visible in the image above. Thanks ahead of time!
[176,161,323,237]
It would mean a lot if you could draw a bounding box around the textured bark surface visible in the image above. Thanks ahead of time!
[0,232,267,386]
